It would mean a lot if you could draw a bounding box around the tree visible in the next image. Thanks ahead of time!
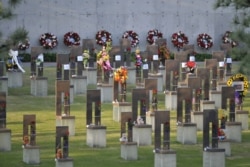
[214,0,250,75]
[0,0,27,60]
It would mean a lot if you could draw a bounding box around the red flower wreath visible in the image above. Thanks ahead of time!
[39,32,58,49]
[147,29,163,45]
[63,31,81,47]
[197,33,213,49]
[122,30,139,48]
[95,30,112,46]
[222,31,238,48]
[171,31,189,49]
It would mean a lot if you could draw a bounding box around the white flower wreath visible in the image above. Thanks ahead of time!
[122,30,139,48]
[171,31,189,49]
[18,39,30,50]
[95,30,112,46]
[39,32,58,49]
[222,31,238,47]
[197,33,213,49]
[63,31,81,47]
[147,29,163,45]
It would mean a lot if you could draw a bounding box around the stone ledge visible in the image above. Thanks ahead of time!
[236,110,249,114]
[120,141,137,145]
[133,124,152,128]
[56,158,73,162]
[71,75,87,79]
[226,121,242,126]
[192,111,203,115]
[23,145,40,149]
[204,148,225,152]
[0,128,11,133]
[154,149,176,154]
[112,102,132,106]
[86,125,107,129]
[61,116,75,120]
[178,123,197,127]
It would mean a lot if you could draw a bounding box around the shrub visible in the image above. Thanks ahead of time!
[18,52,57,62]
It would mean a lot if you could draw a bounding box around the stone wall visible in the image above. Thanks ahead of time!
[0,0,235,53]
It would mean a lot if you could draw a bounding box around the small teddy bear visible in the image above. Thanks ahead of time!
[56,148,63,159]
[23,135,29,146]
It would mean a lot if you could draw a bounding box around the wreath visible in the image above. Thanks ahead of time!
[171,31,189,49]
[197,33,213,49]
[227,73,249,96]
[122,30,139,48]
[146,29,163,45]
[222,31,238,47]
[18,39,30,50]
[63,31,81,47]
[95,30,112,46]
[39,32,58,49]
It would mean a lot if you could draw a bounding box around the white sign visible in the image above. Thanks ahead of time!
[189,56,195,61]
[115,55,121,61]
[77,55,83,61]
[143,64,149,70]
[232,81,244,91]
[181,62,187,68]
[226,58,232,63]
[37,53,44,62]
[219,61,224,67]
[153,55,159,60]
[64,64,70,70]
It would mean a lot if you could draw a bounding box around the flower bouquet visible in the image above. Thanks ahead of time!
[82,50,90,68]
[114,66,128,84]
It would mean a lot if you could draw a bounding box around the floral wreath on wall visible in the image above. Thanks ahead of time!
[222,31,238,47]
[39,32,58,49]
[95,30,112,46]
[63,31,81,47]
[197,33,213,49]
[18,39,30,50]
[146,29,163,45]
[122,30,139,48]
[171,31,189,49]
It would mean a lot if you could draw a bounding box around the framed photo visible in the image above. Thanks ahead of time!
[143,64,149,70]
[77,55,83,61]
[115,55,121,61]
[153,55,159,60]
[232,81,244,91]
[63,64,70,70]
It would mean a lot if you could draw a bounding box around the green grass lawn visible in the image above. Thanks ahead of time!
[0,65,249,167]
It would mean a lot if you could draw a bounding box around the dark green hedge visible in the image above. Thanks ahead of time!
[169,53,212,61]
[18,52,238,62]
[19,53,57,62]
[194,53,212,61]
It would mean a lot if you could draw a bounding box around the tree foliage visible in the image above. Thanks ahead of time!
[0,0,27,60]
[9,27,29,48]
[0,0,22,20]
[214,0,250,75]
